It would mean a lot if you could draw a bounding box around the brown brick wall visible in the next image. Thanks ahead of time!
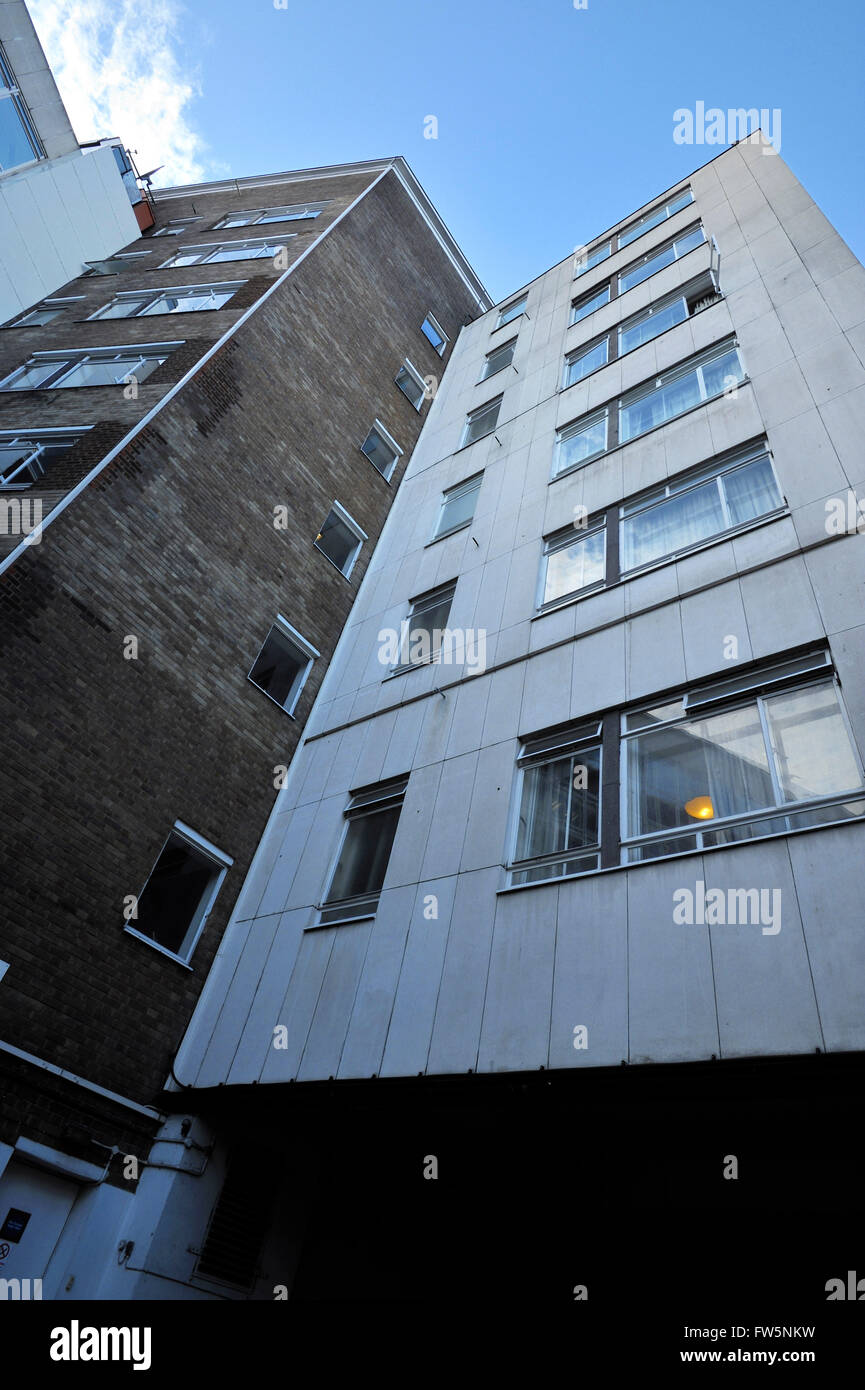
[0,167,481,1155]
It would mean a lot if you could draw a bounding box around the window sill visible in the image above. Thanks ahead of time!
[425,521,472,548]
[123,924,194,968]
[305,909,377,931]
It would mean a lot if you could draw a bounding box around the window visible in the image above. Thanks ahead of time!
[619,340,745,443]
[620,444,783,573]
[84,252,152,276]
[504,652,865,886]
[495,295,527,329]
[575,241,612,277]
[393,582,457,671]
[320,779,409,925]
[0,46,43,171]
[508,724,603,885]
[361,420,402,480]
[8,298,81,328]
[540,524,606,607]
[89,284,242,319]
[248,618,318,715]
[618,225,705,294]
[125,822,232,963]
[481,338,516,381]
[0,429,86,489]
[619,291,690,355]
[314,501,366,576]
[421,313,448,356]
[554,410,608,478]
[0,345,176,391]
[151,218,201,236]
[161,237,294,267]
[563,338,608,388]
[213,203,328,228]
[461,396,502,447]
[395,359,426,410]
[433,472,483,540]
[570,285,610,325]
[618,188,693,250]
[622,654,865,863]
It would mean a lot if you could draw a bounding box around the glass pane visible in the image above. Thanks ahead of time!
[621,478,725,570]
[326,806,401,902]
[565,339,608,386]
[674,226,705,257]
[207,245,267,261]
[0,93,38,170]
[721,455,781,526]
[515,748,600,861]
[576,242,611,275]
[544,529,606,603]
[396,366,424,407]
[362,429,397,475]
[764,684,862,802]
[620,367,702,442]
[421,317,446,352]
[557,416,606,473]
[135,834,214,955]
[96,300,142,318]
[438,481,480,535]
[620,245,674,293]
[2,360,62,389]
[464,400,500,443]
[483,342,515,378]
[571,287,609,323]
[626,703,774,837]
[17,307,63,326]
[407,593,454,659]
[316,511,357,572]
[167,250,204,266]
[700,347,743,398]
[498,297,526,326]
[220,214,251,227]
[249,628,305,707]
[619,297,687,354]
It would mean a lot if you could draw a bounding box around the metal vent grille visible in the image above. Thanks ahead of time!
[195,1150,275,1289]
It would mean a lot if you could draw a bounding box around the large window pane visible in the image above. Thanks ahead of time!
[515,748,600,862]
[556,414,607,474]
[565,339,608,387]
[622,479,725,570]
[325,807,401,904]
[619,297,688,354]
[626,705,774,838]
[764,684,862,801]
[721,455,782,526]
[700,347,744,398]
[571,286,610,323]
[620,371,701,441]
[544,529,606,604]
[620,245,675,293]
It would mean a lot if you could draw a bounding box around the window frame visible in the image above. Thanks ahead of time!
[87,283,244,320]
[123,819,233,966]
[617,188,694,250]
[0,426,90,489]
[460,395,503,449]
[7,298,84,329]
[538,519,608,610]
[420,312,448,356]
[617,223,706,296]
[360,419,403,482]
[247,616,319,717]
[0,343,181,392]
[313,500,367,578]
[394,358,427,411]
[506,723,605,886]
[0,43,44,170]
[495,295,527,330]
[618,338,745,445]
[570,284,611,325]
[432,471,483,542]
[480,337,517,382]
[159,236,296,268]
[391,580,458,674]
[212,202,329,229]
[574,241,612,278]
[562,336,610,389]
[317,778,409,927]
[150,217,202,237]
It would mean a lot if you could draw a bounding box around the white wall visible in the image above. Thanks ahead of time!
[0,143,140,323]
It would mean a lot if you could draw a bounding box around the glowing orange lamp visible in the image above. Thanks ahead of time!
[685,795,715,820]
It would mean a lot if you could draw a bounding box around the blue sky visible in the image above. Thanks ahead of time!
[35,0,865,304]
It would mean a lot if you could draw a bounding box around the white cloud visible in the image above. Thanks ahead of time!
[28,0,217,186]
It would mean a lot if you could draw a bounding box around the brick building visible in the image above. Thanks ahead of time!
[0,156,489,1292]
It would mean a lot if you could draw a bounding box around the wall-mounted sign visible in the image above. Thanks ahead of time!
[0,1208,31,1243]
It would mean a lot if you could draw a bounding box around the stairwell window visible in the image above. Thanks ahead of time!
[360,420,402,480]
[461,396,502,447]
[619,340,745,443]
[395,359,426,410]
[508,724,603,885]
[421,313,448,356]
[433,472,483,540]
[314,502,366,577]
[319,779,409,926]
[617,188,694,250]
[124,822,232,964]
[248,618,318,716]
[0,346,176,391]
[618,225,705,294]
[495,295,527,329]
